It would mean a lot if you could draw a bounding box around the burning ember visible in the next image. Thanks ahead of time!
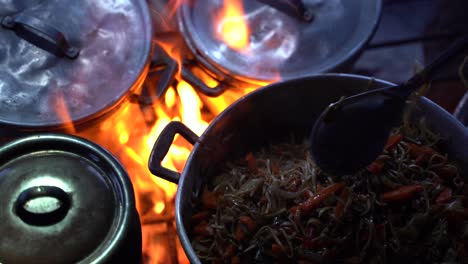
[66,0,275,263]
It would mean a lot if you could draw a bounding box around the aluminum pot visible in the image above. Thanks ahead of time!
[0,0,152,138]
[148,74,468,263]
[0,133,141,263]
[178,0,382,83]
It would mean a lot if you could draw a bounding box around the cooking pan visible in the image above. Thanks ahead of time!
[148,74,468,263]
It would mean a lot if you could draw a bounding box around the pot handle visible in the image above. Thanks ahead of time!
[14,186,71,226]
[1,14,79,59]
[148,121,199,183]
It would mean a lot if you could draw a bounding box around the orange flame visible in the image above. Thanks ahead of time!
[47,1,278,263]
[216,0,250,51]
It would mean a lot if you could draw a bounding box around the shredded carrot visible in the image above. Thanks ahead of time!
[381,185,424,202]
[239,215,256,231]
[193,221,213,236]
[234,224,246,242]
[271,161,280,174]
[433,166,458,179]
[408,143,438,165]
[367,160,385,174]
[384,134,403,151]
[297,182,345,214]
[223,244,237,258]
[245,152,259,174]
[191,211,210,223]
[201,187,218,210]
[231,256,241,264]
[291,206,301,226]
[335,188,350,219]
[271,243,283,254]
[436,188,453,204]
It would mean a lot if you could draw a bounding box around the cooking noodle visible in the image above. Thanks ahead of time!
[190,121,467,263]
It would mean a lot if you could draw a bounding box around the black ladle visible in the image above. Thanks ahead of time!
[310,35,468,176]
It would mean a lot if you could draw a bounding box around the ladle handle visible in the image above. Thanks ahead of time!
[405,34,468,92]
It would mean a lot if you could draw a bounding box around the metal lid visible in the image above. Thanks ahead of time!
[0,134,133,263]
[178,0,382,82]
[0,0,152,127]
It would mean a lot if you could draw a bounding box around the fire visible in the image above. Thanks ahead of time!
[49,1,281,263]
[216,0,250,51]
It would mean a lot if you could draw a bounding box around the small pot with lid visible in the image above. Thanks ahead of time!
[0,0,152,136]
[0,134,141,263]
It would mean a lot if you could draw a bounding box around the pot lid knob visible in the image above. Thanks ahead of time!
[14,185,71,226]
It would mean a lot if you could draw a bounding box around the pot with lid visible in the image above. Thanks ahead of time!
[178,0,382,83]
[0,0,152,135]
[0,134,141,263]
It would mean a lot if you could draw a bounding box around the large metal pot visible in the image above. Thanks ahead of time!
[0,134,141,263]
[178,0,382,83]
[148,74,468,263]
[0,0,152,137]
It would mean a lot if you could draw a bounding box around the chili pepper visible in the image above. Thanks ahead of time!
[298,182,345,214]
[384,134,403,151]
[335,188,350,220]
[436,187,453,204]
[193,221,213,236]
[381,185,424,202]
[245,152,259,174]
[201,187,218,210]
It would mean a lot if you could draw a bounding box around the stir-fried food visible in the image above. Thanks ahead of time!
[190,123,467,263]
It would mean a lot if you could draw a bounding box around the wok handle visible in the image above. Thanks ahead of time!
[148,121,199,183]
[1,14,79,59]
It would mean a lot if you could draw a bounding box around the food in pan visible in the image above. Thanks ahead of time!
[190,122,467,263]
